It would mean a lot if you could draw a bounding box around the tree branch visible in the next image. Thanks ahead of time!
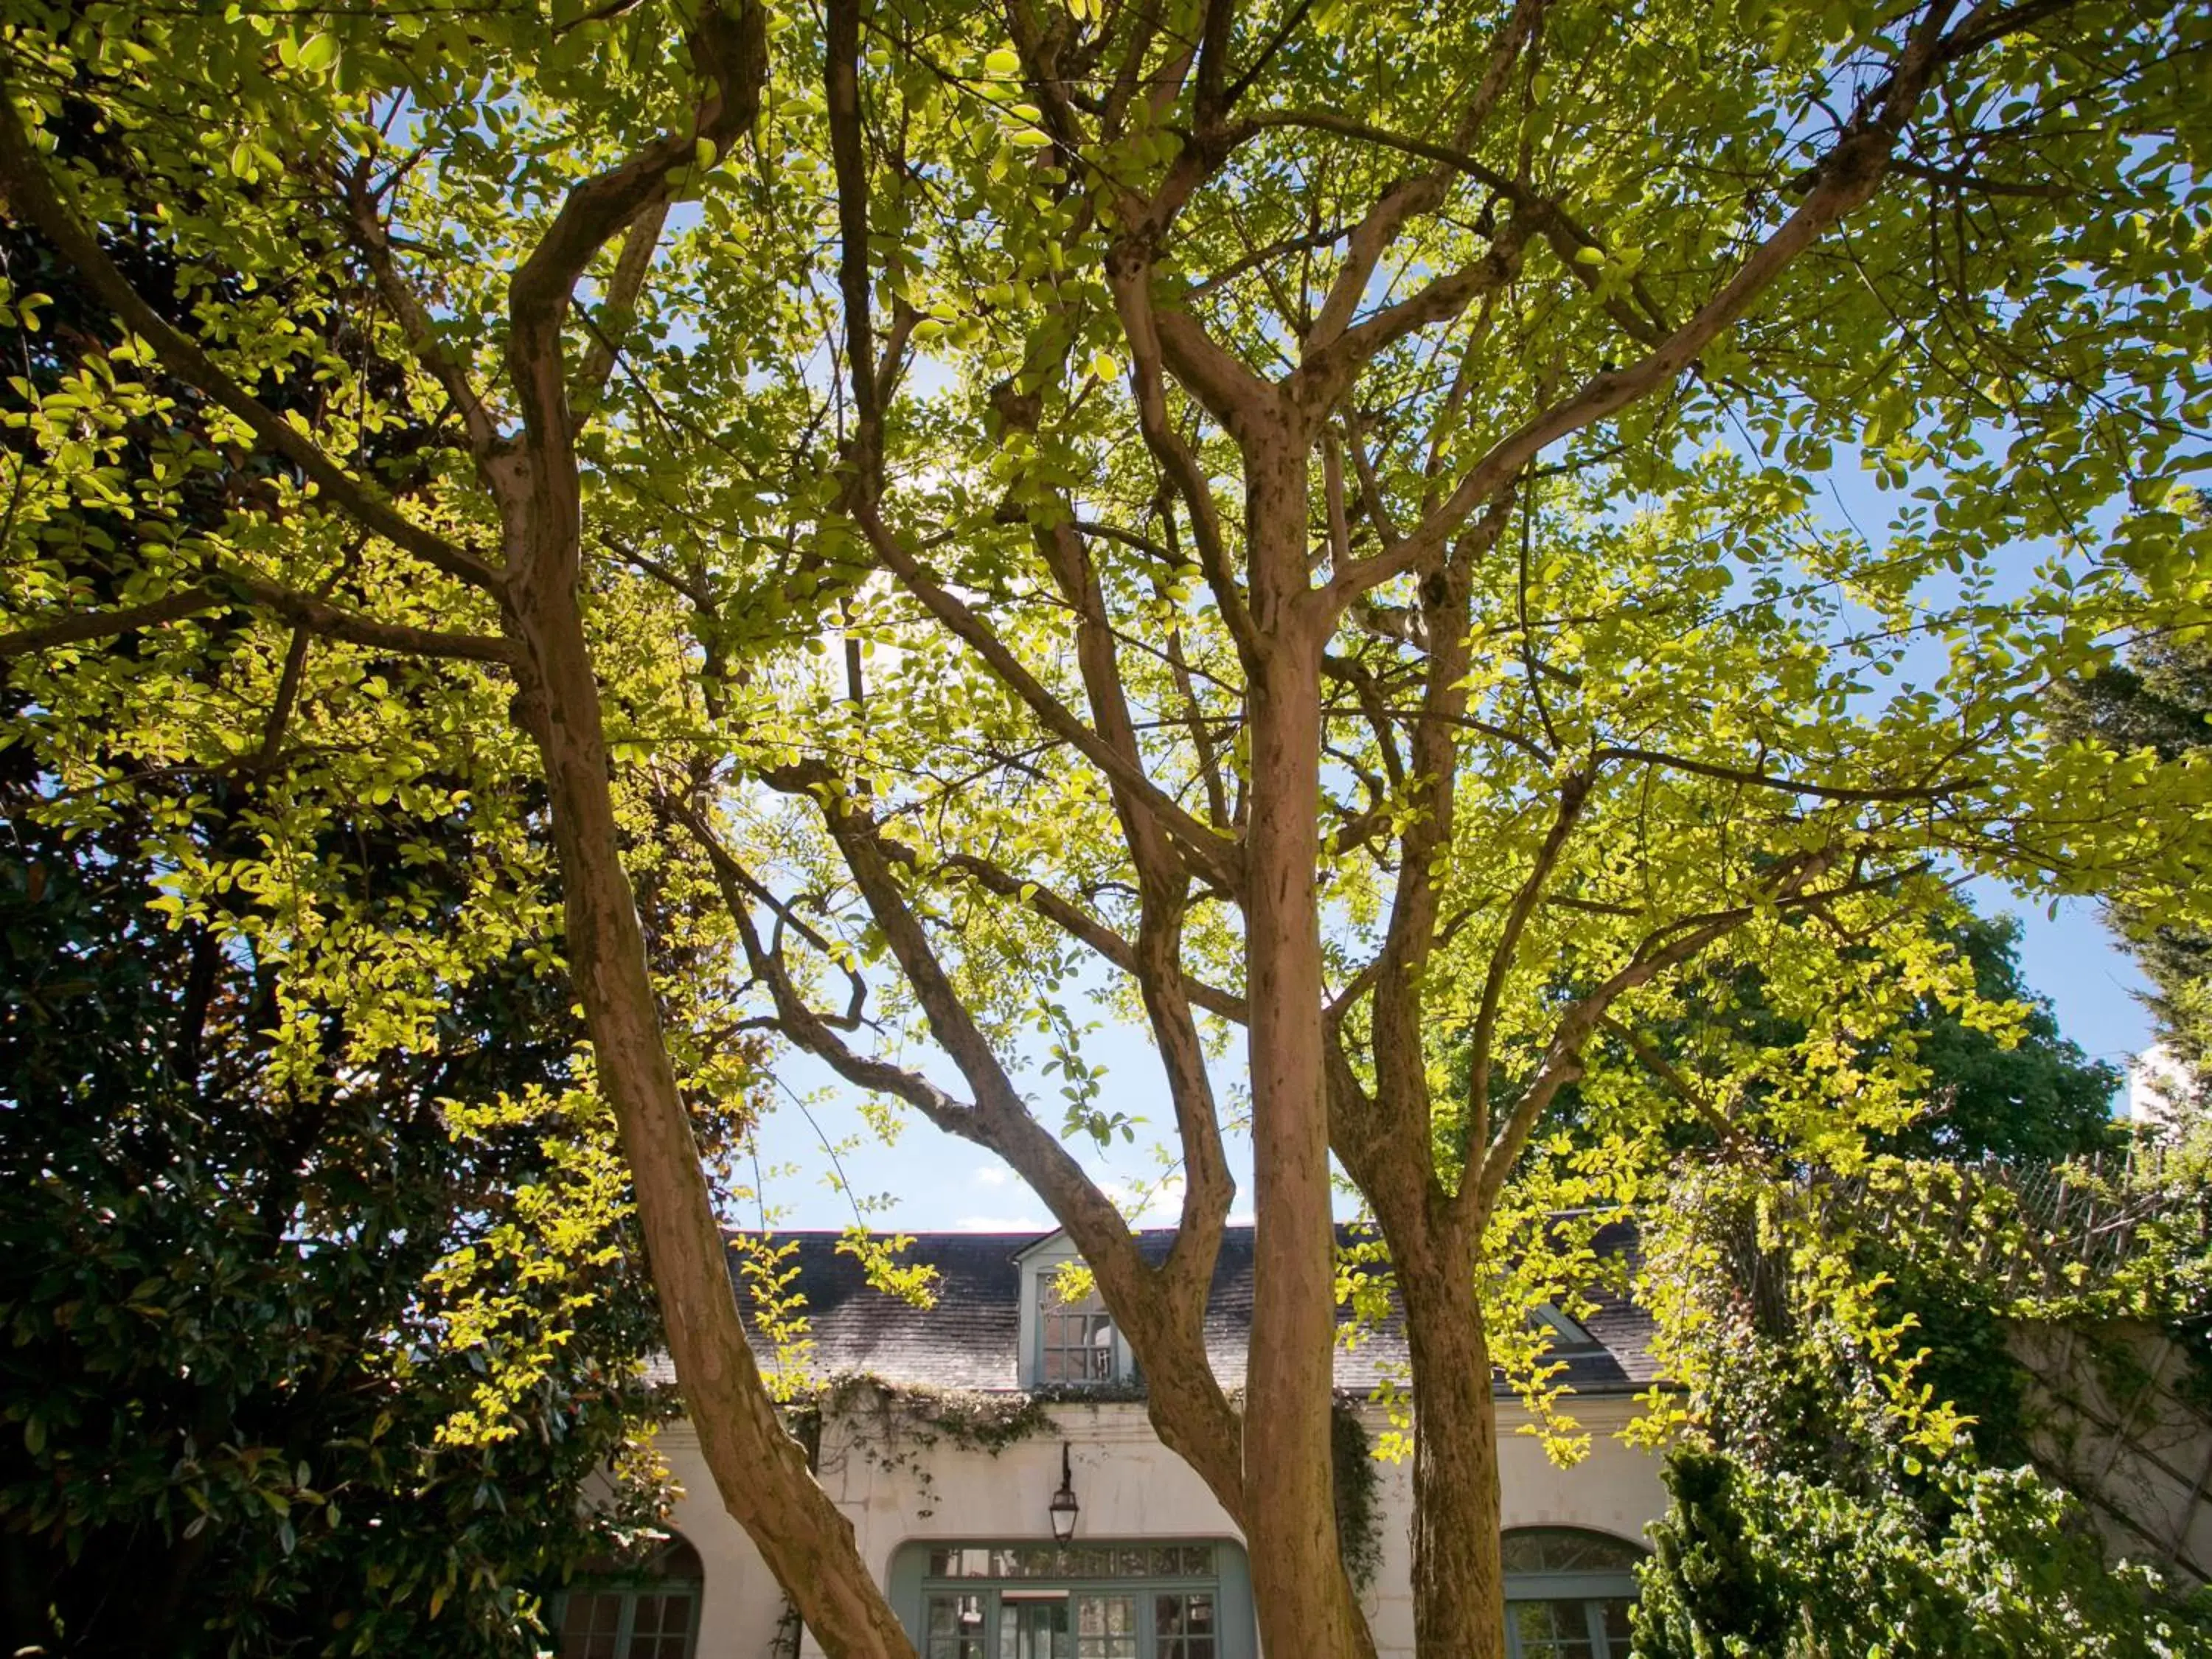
[893,844,1248,1023]
[230,574,518,664]
[577,198,672,424]
[853,515,1245,891]
[0,587,225,658]
[0,579,515,666]
[1291,0,1544,361]
[1105,262,1259,661]
[1597,1014,1757,1161]
[1593,745,1984,805]
[1326,0,1982,608]
[1296,223,1529,404]
[684,790,1251,1514]
[1461,851,1843,1228]
[341,156,504,460]
[0,83,499,592]
[505,1,765,459]
[1467,771,1590,1151]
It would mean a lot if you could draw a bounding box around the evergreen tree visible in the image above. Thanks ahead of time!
[0,212,689,1657]
[2055,573,2212,1108]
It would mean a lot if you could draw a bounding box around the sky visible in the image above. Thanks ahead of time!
[741,883,2160,1235]
[743,887,2154,1236]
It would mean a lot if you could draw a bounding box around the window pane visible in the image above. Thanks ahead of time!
[560,1593,623,1659]
[1500,1529,1646,1575]
[629,1590,695,1659]
[928,1594,988,1659]
[1001,1596,1071,1659]
[1509,1600,1597,1659]
[1596,1599,1633,1655]
[1154,1589,1217,1659]
[929,1594,987,1634]
[1042,1275,1119,1383]
[1075,1594,1137,1658]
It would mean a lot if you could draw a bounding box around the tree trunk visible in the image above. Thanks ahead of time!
[1395,1211,1508,1659]
[1239,440,1374,1659]
[504,538,917,1659]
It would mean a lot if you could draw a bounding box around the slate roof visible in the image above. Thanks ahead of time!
[722,1221,1656,1397]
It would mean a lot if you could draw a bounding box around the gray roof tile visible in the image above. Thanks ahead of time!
[722,1222,1655,1398]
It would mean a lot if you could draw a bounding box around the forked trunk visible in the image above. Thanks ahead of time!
[504,543,917,1659]
[1239,445,1375,1659]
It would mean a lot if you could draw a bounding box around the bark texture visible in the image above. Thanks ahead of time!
[1239,437,1377,1659]
[504,552,918,1659]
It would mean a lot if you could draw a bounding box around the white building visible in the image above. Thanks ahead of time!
[2129,1041,2199,1134]
[557,1225,1669,1659]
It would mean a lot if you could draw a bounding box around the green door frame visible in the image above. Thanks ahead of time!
[888,1539,1256,1659]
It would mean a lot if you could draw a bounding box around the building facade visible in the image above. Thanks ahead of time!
[559,1225,1669,1659]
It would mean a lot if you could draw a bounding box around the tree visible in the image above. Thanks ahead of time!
[1885,913,2124,1161]
[717,6,2211,1655]
[2054,546,2212,1110]
[1565,908,2124,1165]
[2,4,2209,1659]
[0,214,707,1652]
[0,757,679,1657]
[1632,1449,2208,1658]
[0,15,925,1659]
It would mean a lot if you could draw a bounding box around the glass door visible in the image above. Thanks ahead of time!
[1001,1593,1071,1659]
[893,1537,1253,1659]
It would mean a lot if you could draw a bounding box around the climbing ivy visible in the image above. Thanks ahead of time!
[1331,1397,1384,1594]
[791,1377,1057,1521]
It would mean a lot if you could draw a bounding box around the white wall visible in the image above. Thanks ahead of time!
[657,1394,1668,1658]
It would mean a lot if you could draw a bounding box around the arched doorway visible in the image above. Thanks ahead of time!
[1500,1527,1646,1659]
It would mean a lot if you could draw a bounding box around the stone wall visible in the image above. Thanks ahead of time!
[2012,1319,2212,1588]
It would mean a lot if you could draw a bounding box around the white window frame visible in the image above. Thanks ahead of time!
[1527,1303,1603,1352]
[1015,1234,1133,1389]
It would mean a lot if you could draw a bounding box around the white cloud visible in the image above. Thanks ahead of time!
[953,1214,1048,1232]
[971,1164,1016,1189]
[1101,1174,1185,1224]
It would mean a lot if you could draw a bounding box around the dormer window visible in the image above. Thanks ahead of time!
[1526,1304,1602,1353]
[1040,1276,1119,1384]
[1016,1235,1133,1388]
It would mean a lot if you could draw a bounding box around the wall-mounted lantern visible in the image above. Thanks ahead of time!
[1048,1442,1080,1543]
